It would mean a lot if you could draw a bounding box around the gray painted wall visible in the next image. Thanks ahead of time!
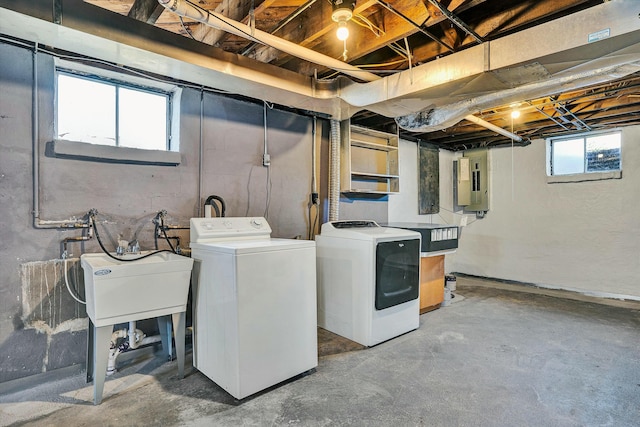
[0,41,387,384]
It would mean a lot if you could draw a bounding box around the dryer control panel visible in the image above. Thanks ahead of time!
[190,217,272,244]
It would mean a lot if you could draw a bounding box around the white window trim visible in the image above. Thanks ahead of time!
[53,58,182,164]
[545,129,622,183]
[546,170,622,184]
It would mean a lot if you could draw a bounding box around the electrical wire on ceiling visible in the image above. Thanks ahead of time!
[179,16,196,40]
[357,58,408,68]
[351,13,385,37]
[387,41,410,60]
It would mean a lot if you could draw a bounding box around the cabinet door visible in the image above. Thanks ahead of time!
[419,255,444,313]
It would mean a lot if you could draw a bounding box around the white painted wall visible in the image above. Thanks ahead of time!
[390,129,640,300]
[389,140,458,224]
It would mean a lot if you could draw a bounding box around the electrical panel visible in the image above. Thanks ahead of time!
[456,148,489,213]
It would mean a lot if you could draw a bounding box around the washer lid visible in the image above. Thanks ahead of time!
[190,217,271,244]
[191,238,315,254]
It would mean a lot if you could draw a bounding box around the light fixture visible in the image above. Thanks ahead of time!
[336,21,349,41]
[332,0,355,41]
[509,103,521,119]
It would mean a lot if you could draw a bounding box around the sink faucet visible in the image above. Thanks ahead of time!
[116,236,128,256]
[127,239,140,255]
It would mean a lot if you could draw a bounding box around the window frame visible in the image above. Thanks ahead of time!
[52,59,182,165]
[546,129,622,183]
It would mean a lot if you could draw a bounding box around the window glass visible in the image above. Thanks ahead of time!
[586,133,621,172]
[549,131,621,176]
[119,87,168,150]
[57,74,116,145]
[56,71,170,151]
[552,138,584,175]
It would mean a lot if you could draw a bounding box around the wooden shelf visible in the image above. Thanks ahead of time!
[342,189,397,195]
[350,139,398,152]
[340,121,399,195]
[351,171,400,180]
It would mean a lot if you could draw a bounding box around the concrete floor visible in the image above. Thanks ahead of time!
[1,277,640,427]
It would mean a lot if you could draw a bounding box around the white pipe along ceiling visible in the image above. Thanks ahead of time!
[2,0,640,137]
[156,0,517,140]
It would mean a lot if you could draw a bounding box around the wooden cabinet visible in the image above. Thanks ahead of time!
[340,122,399,194]
[419,255,444,313]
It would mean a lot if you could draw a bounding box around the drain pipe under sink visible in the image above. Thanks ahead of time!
[106,321,162,375]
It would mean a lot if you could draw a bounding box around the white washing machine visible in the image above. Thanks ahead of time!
[316,220,421,347]
[190,217,317,399]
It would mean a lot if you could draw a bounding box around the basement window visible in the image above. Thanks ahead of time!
[53,60,181,165]
[547,130,622,183]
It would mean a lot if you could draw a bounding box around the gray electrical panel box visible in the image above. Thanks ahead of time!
[456,148,489,213]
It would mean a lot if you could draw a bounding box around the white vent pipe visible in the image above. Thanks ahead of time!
[464,114,523,142]
[159,0,522,142]
[329,119,341,221]
[157,0,378,83]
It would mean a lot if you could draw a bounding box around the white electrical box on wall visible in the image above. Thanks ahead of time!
[455,149,489,213]
[457,157,471,206]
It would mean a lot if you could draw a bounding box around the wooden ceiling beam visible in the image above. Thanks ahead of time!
[214,0,286,47]
[269,0,431,76]
[249,0,372,64]
[190,0,262,46]
[127,0,164,24]
[402,0,598,73]
[472,0,600,39]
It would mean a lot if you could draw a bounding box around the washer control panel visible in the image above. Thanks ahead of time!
[190,217,272,243]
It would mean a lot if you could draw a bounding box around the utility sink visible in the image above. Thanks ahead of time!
[81,251,194,327]
[81,250,194,404]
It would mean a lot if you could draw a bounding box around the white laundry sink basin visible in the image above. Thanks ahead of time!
[81,252,194,327]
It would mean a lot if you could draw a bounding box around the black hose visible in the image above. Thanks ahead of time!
[90,215,177,262]
[160,216,177,253]
[204,195,226,217]
[154,222,159,250]
[209,201,221,218]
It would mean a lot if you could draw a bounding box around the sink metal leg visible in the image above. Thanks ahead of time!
[86,319,95,383]
[157,316,174,361]
[92,324,113,405]
[172,311,186,379]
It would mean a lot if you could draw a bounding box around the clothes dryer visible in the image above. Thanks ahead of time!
[315,220,421,347]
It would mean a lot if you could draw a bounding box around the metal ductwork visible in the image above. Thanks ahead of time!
[394,61,640,134]
[2,0,640,137]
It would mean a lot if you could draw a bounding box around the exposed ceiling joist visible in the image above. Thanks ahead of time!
[6,0,638,150]
[127,0,164,24]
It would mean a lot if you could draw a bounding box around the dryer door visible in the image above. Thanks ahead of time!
[375,239,420,310]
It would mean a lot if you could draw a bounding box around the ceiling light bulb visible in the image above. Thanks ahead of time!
[511,110,521,119]
[331,0,354,41]
[336,21,349,41]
